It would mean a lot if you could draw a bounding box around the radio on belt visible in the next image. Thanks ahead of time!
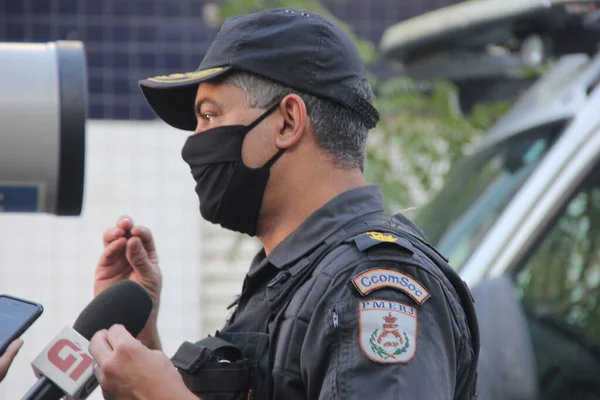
[0,41,87,215]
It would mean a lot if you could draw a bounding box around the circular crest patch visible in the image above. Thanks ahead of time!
[359,300,417,364]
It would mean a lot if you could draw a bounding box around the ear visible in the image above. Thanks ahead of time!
[275,94,308,150]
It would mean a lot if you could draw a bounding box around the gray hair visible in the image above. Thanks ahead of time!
[223,71,373,169]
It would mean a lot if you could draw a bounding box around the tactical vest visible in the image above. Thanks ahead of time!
[171,212,480,399]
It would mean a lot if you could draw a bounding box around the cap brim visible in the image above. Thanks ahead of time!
[139,66,232,131]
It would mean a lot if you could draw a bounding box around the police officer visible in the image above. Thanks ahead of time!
[89,8,479,400]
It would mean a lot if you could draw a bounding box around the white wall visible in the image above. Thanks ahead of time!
[199,221,260,337]
[0,120,214,399]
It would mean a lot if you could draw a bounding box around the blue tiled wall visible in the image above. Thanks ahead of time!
[0,0,460,120]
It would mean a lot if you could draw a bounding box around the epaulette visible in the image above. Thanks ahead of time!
[350,231,416,254]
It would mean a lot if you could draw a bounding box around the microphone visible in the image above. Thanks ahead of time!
[22,281,153,400]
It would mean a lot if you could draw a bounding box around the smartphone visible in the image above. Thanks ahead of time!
[0,294,43,355]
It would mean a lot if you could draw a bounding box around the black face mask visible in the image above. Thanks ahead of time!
[181,103,284,236]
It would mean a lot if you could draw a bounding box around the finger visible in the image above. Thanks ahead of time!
[97,237,127,266]
[5,338,23,358]
[92,360,104,382]
[0,339,23,368]
[106,324,137,350]
[89,330,113,368]
[101,389,116,400]
[125,237,151,274]
[103,227,126,248]
[130,226,157,255]
[116,216,134,232]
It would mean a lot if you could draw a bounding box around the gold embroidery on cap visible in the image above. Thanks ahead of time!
[147,67,224,83]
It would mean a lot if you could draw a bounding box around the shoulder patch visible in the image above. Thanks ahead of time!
[352,268,430,304]
[353,231,415,253]
[359,300,417,364]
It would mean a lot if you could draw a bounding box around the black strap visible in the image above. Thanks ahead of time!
[266,212,479,400]
[180,362,252,393]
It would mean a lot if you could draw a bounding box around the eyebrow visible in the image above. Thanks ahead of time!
[194,98,221,117]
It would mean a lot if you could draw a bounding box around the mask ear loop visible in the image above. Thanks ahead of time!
[247,100,287,169]
[263,148,285,168]
[246,101,282,131]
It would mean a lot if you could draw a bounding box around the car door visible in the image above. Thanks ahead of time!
[504,161,600,399]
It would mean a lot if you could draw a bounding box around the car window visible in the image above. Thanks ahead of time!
[416,121,566,270]
[513,164,600,399]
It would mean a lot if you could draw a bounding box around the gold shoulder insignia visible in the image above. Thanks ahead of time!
[365,231,398,243]
[352,231,415,254]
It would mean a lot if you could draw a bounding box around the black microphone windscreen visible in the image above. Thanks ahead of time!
[72,281,153,340]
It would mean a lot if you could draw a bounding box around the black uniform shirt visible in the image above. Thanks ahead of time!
[220,185,475,399]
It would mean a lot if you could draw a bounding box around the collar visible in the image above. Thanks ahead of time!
[248,185,385,277]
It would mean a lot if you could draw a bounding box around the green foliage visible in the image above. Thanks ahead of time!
[218,0,512,211]
[515,184,600,348]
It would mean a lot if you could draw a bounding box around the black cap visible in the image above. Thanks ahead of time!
[139,8,379,131]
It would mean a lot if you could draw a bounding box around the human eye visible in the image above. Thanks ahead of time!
[195,112,218,134]
[201,113,215,122]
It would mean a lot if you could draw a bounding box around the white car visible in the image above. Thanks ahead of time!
[381,1,600,399]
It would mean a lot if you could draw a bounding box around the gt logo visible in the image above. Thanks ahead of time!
[47,339,93,381]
